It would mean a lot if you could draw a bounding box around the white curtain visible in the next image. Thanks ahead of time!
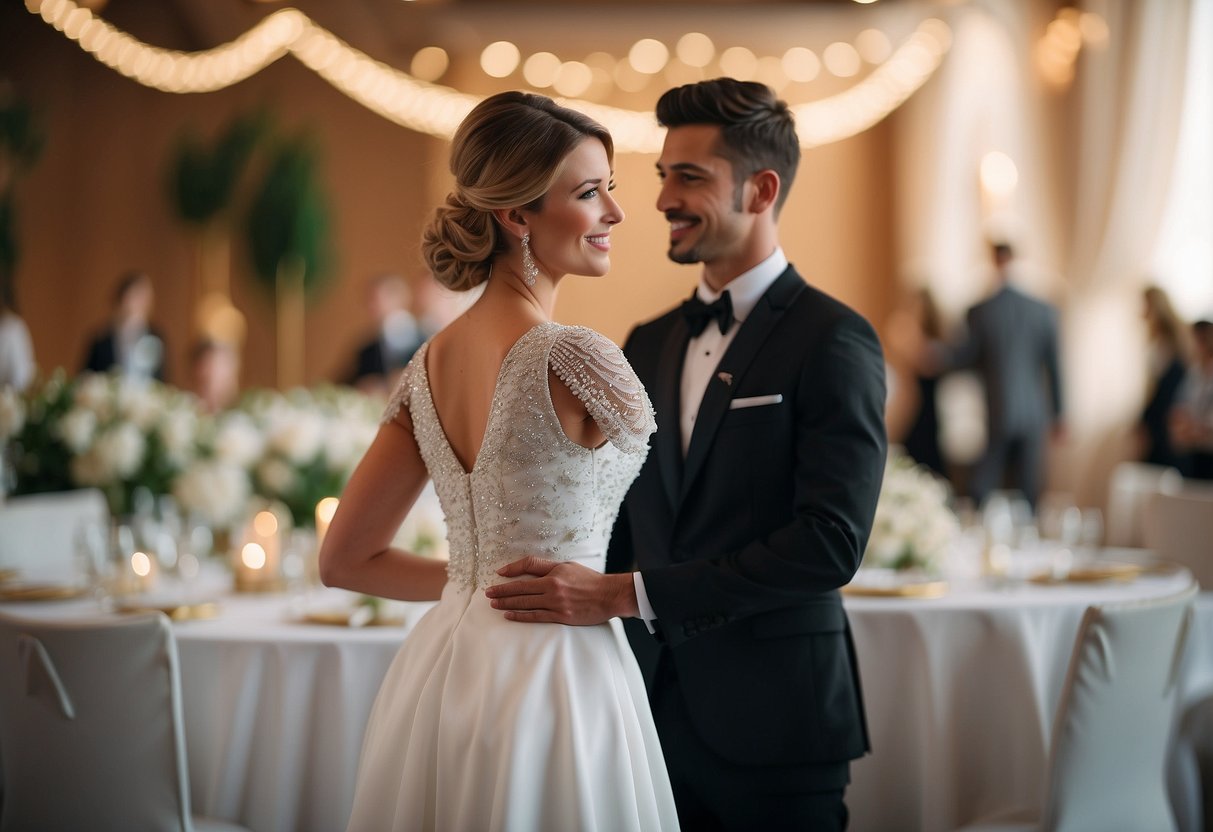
[894,0,1198,503]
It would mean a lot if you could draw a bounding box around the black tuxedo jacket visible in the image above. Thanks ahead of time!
[82,326,168,382]
[608,266,887,768]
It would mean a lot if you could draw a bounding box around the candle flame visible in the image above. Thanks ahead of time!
[242,542,267,570]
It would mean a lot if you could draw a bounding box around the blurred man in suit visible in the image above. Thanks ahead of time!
[954,242,1064,509]
[82,270,167,382]
[346,273,424,395]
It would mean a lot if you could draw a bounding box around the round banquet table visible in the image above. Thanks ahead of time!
[843,551,1213,832]
[2,551,1211,832]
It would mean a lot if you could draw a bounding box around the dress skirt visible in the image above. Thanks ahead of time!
[345,581,679,832]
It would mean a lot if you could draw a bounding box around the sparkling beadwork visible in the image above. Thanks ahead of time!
[380,322,656,590]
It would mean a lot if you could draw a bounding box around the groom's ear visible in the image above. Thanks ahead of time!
[746,170,781,215]
[493,208,528,240]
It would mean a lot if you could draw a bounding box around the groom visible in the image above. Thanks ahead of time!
[489,78,887,829]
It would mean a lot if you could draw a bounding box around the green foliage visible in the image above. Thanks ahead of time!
[167,110,267,225]
[6,369,75,496]
[0,94,46,172]
[0,90,46,308]
[245,133,334,295]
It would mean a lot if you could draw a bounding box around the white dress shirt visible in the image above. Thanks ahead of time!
[633,249,789,628]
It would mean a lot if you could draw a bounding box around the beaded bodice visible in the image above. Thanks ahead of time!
[382,322,655,589]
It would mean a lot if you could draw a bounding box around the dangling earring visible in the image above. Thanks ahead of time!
[520,233,539,287]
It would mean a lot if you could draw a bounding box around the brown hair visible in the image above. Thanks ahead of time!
[655,78,800,213]
[421,92,613,292]
[1143,285,1193,363]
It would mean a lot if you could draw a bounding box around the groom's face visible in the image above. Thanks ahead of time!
[655,125,752,267]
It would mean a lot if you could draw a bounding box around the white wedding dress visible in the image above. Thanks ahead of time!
[345,321,679,832]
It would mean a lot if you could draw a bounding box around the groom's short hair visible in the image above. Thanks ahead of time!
[656,78,800,213]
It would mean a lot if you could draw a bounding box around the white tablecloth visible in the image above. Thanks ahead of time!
[4,554,1211,832]
[845,559,1211,832]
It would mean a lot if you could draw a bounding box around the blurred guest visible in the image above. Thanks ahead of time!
[950,242,1064,510]
[190,338,240,414]
[0,295,35,390]
[411,272,464,338]
[1171,320,1213,480]
[81,270,168,381]
[886,287,947,477]
[1137,285,1192,469]
[346,273,423,395]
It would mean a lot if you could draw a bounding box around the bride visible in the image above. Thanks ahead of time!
[319,92,679,832]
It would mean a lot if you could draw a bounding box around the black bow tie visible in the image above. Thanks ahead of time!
[681,291,734,337]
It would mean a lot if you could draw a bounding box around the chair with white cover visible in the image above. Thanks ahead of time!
[0,611,249,832]
[1143,489,1213,590]
[1105,462,1184,548]
[958,583,1198,832]
[0,488,109,580]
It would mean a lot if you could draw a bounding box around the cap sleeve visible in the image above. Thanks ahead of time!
[548,326,656,454]
[380,349,422,426]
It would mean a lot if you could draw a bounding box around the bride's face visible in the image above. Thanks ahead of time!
[525,138,624,279]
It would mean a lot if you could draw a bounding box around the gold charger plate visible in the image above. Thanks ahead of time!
[842,580,948,599]
[116,600,220,621]
[301,610,405,627]
[0,568,19,585]
[1029,562,1144,585]
[0,583,89,602]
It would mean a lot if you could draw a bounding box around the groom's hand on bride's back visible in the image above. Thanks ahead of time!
[486,557,640,625]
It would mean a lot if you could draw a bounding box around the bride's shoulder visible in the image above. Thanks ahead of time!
[546,324,654,452]
[380,343,429,426]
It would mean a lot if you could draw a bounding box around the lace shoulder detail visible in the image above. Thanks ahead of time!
[380,346,425,425]
[548,325,655,454]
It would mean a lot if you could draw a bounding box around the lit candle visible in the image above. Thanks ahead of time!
[233,509,284,592]
[252,510,281,576]
[316,497,339,546]
[127,549,157,593]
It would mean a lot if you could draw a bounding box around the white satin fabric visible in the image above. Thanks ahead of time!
[346,582,674,832]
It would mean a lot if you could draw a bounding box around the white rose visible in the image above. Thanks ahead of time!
[56,407,98,453]
[257,457,297,496]
[0,387,25,440]
[173,460,251,527]
[74,374,113,418]
[214,413,265,467]
[267,411,325,465]
[95,422,146,479]
[158,408,198,466]
[116,380,161,431]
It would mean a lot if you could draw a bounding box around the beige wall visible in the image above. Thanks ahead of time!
[1,2,896,393]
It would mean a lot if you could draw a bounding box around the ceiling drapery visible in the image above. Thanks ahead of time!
[26,0,951,152]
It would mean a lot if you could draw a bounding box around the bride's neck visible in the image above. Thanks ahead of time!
[482,264,559,320]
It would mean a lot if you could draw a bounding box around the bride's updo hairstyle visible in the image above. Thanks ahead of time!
[422,91,614,291]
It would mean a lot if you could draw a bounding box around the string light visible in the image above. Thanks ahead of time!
[27,0,951,153]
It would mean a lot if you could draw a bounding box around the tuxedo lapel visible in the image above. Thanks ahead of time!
[654,318,689,511]
[680,268,805,503]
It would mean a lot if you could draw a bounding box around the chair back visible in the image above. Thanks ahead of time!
[0,488,109,580]
[1105,462,1183,548]
[1142,490,1213,589]
[1041,583,1197,832]
[0,611,193,831]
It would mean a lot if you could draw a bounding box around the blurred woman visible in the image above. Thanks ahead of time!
[0,294,34,390]
[1139,285,1192,469]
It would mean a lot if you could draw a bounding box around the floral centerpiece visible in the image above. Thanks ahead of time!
[862,451,959,574]
[2,371,199,517]
[1,373,384,535]
[237,385,382,529]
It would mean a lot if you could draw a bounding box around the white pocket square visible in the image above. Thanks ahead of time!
[729,394,784,410]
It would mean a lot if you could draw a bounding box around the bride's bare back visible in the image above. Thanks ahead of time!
[425,303,607,471]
